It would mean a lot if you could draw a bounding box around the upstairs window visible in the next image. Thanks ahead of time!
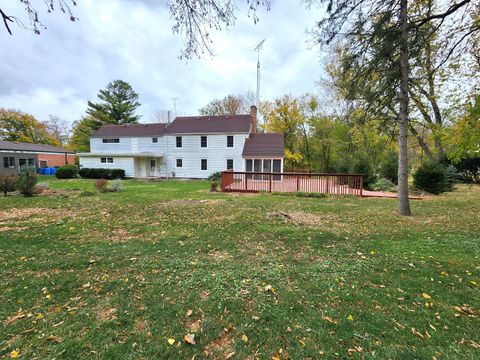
[102,138,120,143]
[201,159,207,170]
[227,135,234,147]
[176,136,182,148]
[152,137,158,143]
[3,157,15,168]
[200,136,207,148]
[101,157,114,163]
[227,159,234,170]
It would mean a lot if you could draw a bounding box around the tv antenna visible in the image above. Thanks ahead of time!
[253,39,265,111]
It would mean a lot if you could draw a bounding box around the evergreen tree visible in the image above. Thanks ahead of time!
[87,80,141,125]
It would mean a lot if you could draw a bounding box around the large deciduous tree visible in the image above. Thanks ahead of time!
[313,0,479,215]
[0,1,77,35]
[199,92,257,116]
[0,108,61,146]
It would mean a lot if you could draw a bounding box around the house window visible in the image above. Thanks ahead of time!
[201,159,207,170]
[176,159,183,168]
[227,135,234,147]
[102,138,120,143]
[3,157,15,168]
[101,157,114,163]
[226,159,234,170]
[152,137,158,143]
[107,157,114,163]
[201,136,207,148]
[176,136,182,148]
[246,159,252,172]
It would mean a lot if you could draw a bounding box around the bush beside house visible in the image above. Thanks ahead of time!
[79,168,125,180]
[55,164,78,179]
[0,175,19,196]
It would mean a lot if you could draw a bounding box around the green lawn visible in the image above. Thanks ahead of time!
[1,177,479,359]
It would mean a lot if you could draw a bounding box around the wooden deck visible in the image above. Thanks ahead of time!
[221,171,363,196]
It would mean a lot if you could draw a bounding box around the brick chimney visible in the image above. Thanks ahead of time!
[250,105,257,133]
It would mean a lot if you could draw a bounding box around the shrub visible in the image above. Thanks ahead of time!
[454,156,480,184]
[208,171,222,181]
[379,152,398,184]
[55,164,78,179]
[369,177,396,192]
[109,179,123,192]
[352,156,375,188]
[413,162,457,194]
[95,178,109,193]
[210,181,218,192]
[17,168,38,197]
[79,168,125,180]
[0,174,18,196]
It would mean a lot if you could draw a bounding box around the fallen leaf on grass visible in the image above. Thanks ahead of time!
[322,316,337,324]
[241,334,248,343]
[47,335,62,343]
[5,309,25,325]
[347,314,354,321]
[184,333,196,345]
[422,293,431,299]
[186,309,193,317]
[10,350,20,358]
[167,338,176,345]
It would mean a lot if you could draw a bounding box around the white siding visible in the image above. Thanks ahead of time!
[90,138,132,153]
[84,133,250,179]
[164,133,248,178]
[79,157,135,177]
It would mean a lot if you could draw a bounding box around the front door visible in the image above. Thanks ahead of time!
[150,159,156,177]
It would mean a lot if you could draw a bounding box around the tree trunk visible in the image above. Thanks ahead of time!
[398,0,412,216]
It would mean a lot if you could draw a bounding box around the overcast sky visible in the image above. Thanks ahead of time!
[0,0,326,125]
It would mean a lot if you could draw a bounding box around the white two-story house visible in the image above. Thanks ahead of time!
[78,106,285,179]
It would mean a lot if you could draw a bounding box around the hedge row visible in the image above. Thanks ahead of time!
[79,168,126,180]
[55,164,78,179]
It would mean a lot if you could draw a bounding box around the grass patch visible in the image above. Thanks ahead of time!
[0,176,479,359]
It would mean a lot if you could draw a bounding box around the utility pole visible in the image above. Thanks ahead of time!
[253,39,265,121]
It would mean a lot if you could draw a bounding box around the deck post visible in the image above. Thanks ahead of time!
[360,175,363,197]
[296,175,300,192]
[326,176,330,194]
[245,174,248,191]
[269,173,272,192]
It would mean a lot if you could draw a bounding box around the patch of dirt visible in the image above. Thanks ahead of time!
[203,332,235,359]
[37,189,81,197]
[267,211,341,227]
[0,208,73,223]
[0,226,27,232]
[134,317,148,332]
[97,307,117,322]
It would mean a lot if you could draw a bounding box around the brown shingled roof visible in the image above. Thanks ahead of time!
[0,140,73,154]
[242,133,284,158]
[92,123,168,137]
[165,115,251,134]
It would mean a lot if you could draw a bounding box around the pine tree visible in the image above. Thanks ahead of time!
[87,80,141,125]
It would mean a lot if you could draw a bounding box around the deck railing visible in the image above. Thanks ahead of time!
[221,171,363,196]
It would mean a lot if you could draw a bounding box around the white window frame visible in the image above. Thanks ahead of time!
[227,135,234,148]
[226,159,234,170]
[152,137,158,143]
[201,159,207,171]
[176,136,182,148]
[176,158,183,168]
[200,135,208,148]
[102,138,120,143]
[3,157,15,168]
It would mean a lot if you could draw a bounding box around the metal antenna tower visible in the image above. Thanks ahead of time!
[253,39,265,111]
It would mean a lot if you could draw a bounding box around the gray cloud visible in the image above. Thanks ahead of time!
[0,0,325,124]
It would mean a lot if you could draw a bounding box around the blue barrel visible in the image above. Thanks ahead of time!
[51,168,57,175]
[40,168,46,175]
